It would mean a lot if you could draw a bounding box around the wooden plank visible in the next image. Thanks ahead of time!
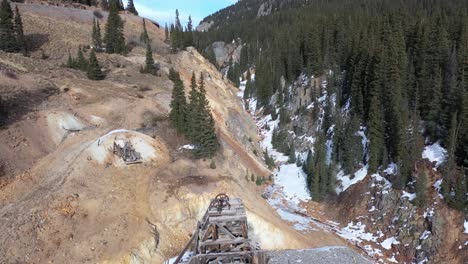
[216,224,236,239]
[208,215,247,223]
[199,238,250,247]
[172,228,199,264]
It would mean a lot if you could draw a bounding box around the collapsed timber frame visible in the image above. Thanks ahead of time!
[170,194,267,264]
[112,138,142,164]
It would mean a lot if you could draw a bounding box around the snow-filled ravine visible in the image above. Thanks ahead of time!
[236,75,411,264]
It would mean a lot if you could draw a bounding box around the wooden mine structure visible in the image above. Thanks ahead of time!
[112,139,142,164]
[170,194,267,264]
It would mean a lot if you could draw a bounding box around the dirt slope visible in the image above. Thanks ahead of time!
[0,3,353,264]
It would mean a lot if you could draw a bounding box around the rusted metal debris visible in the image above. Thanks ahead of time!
[209,193,231,212]
[112,138,142,164]
[169,194,268,264]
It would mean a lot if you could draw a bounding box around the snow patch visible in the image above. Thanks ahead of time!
[422,141,447,168]
[384,163,398,175]
[335,166,368,194]
[166,251,193,264]
[337,221,379,243]
[179,144,195,150]
[380,237,400,250]
[275,163,311,204]
[464,220,468,234]
[401,191,416,201]
[419,230,431,240]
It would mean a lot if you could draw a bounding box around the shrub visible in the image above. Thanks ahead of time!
[41,50,49,60]
[4,71,17,79]
[93,10,103,19]
[210,160,216,169]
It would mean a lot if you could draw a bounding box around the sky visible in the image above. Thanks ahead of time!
[132,0,238,28]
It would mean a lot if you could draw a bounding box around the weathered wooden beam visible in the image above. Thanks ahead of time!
[199,238,250,247]
[216,224,236,239]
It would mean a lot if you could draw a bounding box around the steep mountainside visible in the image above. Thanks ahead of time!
[193,0,468,263]
[0,1,370,263]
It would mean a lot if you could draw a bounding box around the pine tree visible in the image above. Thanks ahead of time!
[185,15,194,47]
[264,149,275,169]
[92,17,102,48]
[170,9,183,50]
[76,47,88,71]
[164,23,169,42]
[187,72,200,141]
[104,0,126,54]
[126,0,138,15]
[140,18,150,44]
[367,53,385,172]
[14,6,25,54]
[66,52,74,68]
[193,73,219,158]
[342,115,363,175]
[414,170,427,208]
[288,142,296,164]
[87,49,105,80]
[169,68,188,135]
[0,0,17,52]
[141,43,156,74]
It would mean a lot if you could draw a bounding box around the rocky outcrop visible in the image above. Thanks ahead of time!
[257,0,274,17]
[196,20,214,32]
[332,165,467,264]
[210,41,243,68]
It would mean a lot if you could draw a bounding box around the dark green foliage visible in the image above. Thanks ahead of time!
[168,70,219,158]
[296,154,302,167]
[271,127,289,154]
[264,149,275,169]
[0,0,25,53]
[164,23,169,42]
[104,0,126,54]
[87,49,105,80]
[288,143,296,164]
[168,68,188,134]
[255,175,266,186]
[194,0,468,211]
[126,0,138,15]
[0,0,15,52]
[140,19,150,44]
[13,6,25,54]
[169,11,194,50]
[92,17,102,48]
[192,73,219,158]
[210,160,216,169]
[76,47,88,71]
[414,171,428,208]
[341,115,363,175]
[304,132,331,201]
[66,52,74,68]
[185,15,194,47]
[140,43,156,74]
[186,72,199,141]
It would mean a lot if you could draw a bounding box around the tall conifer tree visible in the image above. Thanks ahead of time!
[0,0,16,52]
[126,0,138,15]
[104,0,126,54]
